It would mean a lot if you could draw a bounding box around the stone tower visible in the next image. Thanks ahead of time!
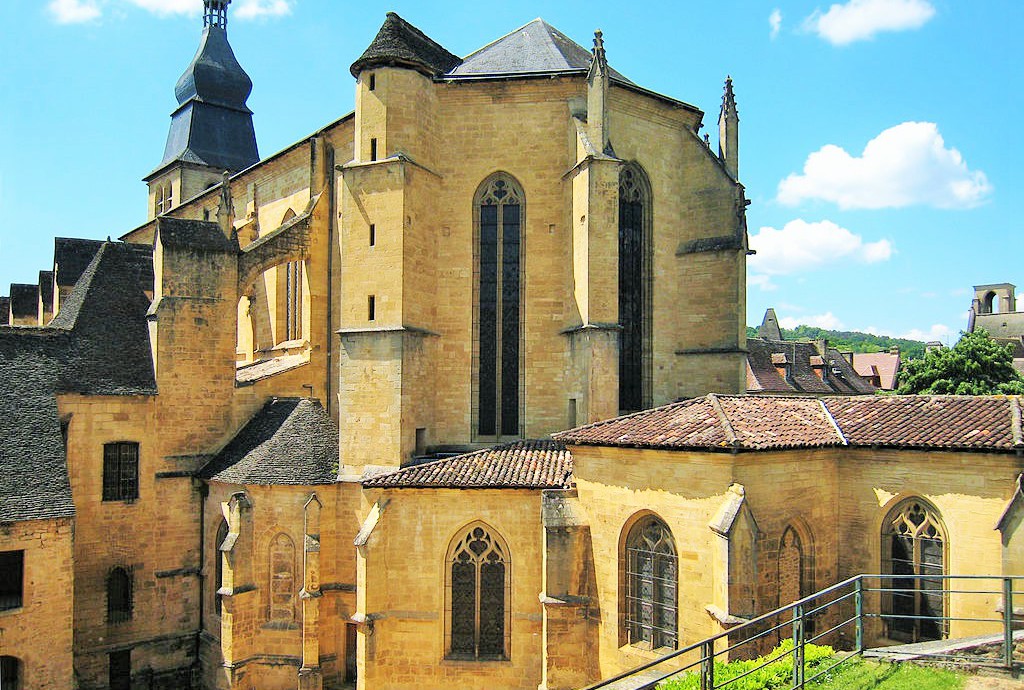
[144,0,259,220]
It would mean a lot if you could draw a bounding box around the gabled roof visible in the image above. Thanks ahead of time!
[555,394,1024,453]
[363,439,572,489]
[0,242,156,522]
[446,18,633,84]
[199,398,338,485]
[53,237,104,287]
[350,12,462,78]
[746,338,877,395]
[851,352,901,390]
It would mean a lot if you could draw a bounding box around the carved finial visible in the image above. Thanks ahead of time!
[704,133,711,147]
[217,170,235,235]
[203,0,230,30]
[592,29,607,70]
[721,75,738,118]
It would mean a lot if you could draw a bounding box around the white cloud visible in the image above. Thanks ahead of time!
[123,0,201,15]
[748,219,893,276]
[749,274,778,291]
[898,323,952,342]
[804,0,935,45]
[48,0,102,23]
[769,9,782,39]
[235,0,292,19]
[779,312,845,330]
[778,122,991,210]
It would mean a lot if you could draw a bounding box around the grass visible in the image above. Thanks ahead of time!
[658,641,967,690]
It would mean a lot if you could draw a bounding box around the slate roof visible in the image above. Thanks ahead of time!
[746,338,877,396]
[447,18,633,84]
[54,238,104,287]
[0,243,156,522]
[0,297,8,324]
[9,284,38,318]
[363,439,572,489]
[38,271,54,311]
[555,394,1024,453]
[350,12,462,78]
[199,398,338,485]
[156,216,238,253]
[152,15,259,176]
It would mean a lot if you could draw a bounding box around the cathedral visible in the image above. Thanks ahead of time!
[2,2,1023,690]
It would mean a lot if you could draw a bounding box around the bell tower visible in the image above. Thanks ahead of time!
[144,0,259,220]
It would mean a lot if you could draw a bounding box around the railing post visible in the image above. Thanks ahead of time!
[792,603,804,689]
[855,577,864,653]
[1004,577,1014,670]
[700,639,715,690]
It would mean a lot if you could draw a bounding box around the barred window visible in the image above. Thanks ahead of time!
[0,550,24,611]
[474,174,523,440]
[882,499,946,642]
[107,567,133,623]
[269,533,295,623]
[624,516,677,650]
[103,442,139,501]
[447,524,509,660]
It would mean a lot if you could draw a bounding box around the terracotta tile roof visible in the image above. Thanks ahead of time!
[823,396,1019,450]
[851,352,901,390]
[553,395,841,451]
[555,394,1024,453]
[362,439,572,489]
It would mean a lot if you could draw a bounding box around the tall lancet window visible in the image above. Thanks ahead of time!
[619,165,650,412]
[475,174,523,439]
[447,524,510,660]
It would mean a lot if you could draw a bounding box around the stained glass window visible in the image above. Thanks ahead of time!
[476,175,522,438]
[882,499,946,642]
[625,516,677,649]
[448,525,509,659]
[619,166,647,412]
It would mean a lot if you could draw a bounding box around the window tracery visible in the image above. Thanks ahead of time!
[475,174,523,439]
[618,165,649,412]
[447,524,509,659]
[624,515,677,649]
[882,499,946,642]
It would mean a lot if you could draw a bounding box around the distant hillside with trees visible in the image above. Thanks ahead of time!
[746,324,928,360]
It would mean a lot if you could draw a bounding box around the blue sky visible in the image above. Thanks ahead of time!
[0,0,1020,344]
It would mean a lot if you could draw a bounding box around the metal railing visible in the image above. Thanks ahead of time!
[580,574,1024,690]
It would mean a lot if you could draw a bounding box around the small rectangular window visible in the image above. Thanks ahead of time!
[369,224,376,247]
[0,550,24,611]
[369,138,378,162]
[368,73,376,91]
[415,427,427,456]
[103,442,139,502]
[368,295,376,321]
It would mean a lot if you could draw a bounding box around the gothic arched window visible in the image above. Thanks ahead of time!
[624,515,677,649]
[447,524,509,660]
[215,519,228,616]
[474,174,523,439]
[107,567,133,623]
[882,498,946,642]
[618,165,650,412]
[269,533,295,623]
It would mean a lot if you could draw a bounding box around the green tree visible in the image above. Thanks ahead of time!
[896,330,1024,395]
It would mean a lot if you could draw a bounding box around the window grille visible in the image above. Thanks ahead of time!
[447,525,509,659]
[102,442,139,501]
[107,567,133,623]
[882,499,946,642]
[0,551,24,611]
[475,174,522,439]
[625,516,677,650]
